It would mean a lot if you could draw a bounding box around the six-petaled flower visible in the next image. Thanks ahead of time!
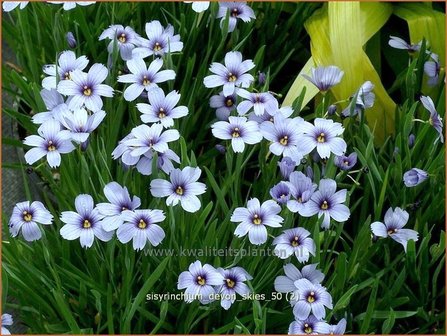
[215,267,252,310]
[150,166,207,213]
[210,91,238,120]
[116,209,166,250]
[231,198,283,245]
[42,50,89,90]
[177,260,224,304]
[99,24,141,61]
[273,227,316,262]
[211,116,262,153]
[97,182,141,232]
[292,278,333,320]
[288,315,330,335]
[300,178,350,229]
[117,57,176,101]
[132,20,183,58]
[23,120,75,168]
[371,207,418,252]
[57,63,114,111]
[60,194,113,248]
[216,1,256,33]
[203,51,255,96]
[9,201,53,242]
[137,87,188,128]
[274,263,325,295]
[297,118,347,159]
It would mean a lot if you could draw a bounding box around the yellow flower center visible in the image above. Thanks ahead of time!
[154,42,162,51]
[228,72,237,82]
[280,135,288,145]
[138,219,147,229]
[197,276,206,286]
[83,86,92,96]
[22,211,32,222]
[317,132,326,143]
[252,214,262,225]
[64,72,70,80]
[176,186,184,195]
[83,220,91,228]
[291,236,300,247]
[232,127,240,138]
[387,228,398,235]
[321,200,329,210]
[304,323,313,334]
[226,278,235,288]
[307,291,315,303]
[142,75,150,86]
[118,33,126,43]
[47,140,56,151]
[158,108,166,119]
[225,98,234,107]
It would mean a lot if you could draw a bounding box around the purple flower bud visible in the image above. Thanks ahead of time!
[121,162,131,171]
[139,91,148,100]
[327,104,337,116]
[278,157,296,179]
[305,166,313,180]
[312,150,321,163]
[408,134,415,148]
[215,144,226,154]
[66,32,77,49]
[258,71,266,85]
[403,168,428,187]
[107,54,113,71]
[80,139,90,152]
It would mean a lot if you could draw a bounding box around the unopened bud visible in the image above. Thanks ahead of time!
[81,139,90,152]
[66,32,77,49]
[215,144,226,154]
[408,134,415,148]
[327,104,337,116]
[258,71,266,85]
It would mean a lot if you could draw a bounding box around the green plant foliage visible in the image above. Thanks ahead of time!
[2,2,445,334]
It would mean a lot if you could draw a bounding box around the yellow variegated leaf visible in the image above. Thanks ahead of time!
[327,2,396,142]
[393,3,445,96]
[282,57,319,109]
[328,2,363,100]
[284,2,396,143]
[360,2,393,42]
[394,3,445,63]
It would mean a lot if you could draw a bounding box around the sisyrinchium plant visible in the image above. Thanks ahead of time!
[1,1,445,335]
